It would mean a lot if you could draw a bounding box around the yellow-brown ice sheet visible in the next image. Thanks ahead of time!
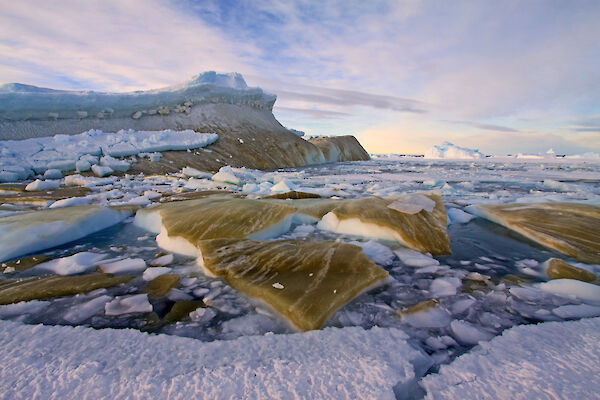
[134,197,297,256]
[197,239,389,331]
[316,193,451,255]
[468,202,600,264]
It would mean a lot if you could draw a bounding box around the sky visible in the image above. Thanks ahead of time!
[1,0,599,155]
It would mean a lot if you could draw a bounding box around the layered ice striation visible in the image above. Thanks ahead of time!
[0,71,274,135]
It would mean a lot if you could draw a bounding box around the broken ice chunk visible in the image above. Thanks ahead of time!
[467,202,600,264]
[105,294,152,316]
[197,239,388,331]
[35,252,107,276]
[450,320,494,345]
[317,193,450,255]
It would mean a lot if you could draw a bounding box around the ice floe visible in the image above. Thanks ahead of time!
[468,202,600,263]
[0,205,133,262]
[422,318,600,399]
[197,239,388,331]
[0,320,431,399]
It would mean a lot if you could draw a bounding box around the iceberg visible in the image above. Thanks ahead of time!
[424,142,485,159]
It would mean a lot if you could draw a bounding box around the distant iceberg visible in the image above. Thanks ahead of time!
[424,142,485,159]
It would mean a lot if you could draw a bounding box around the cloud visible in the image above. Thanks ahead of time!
[0,0,260,91]
[274,107,350,119]
[440,120,519,133]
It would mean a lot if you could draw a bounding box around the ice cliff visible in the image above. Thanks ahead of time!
[0,72,370,172]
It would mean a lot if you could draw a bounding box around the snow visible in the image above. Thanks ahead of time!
[0,129,217,178]
[25,179,60,191]
[34,252,107,276]
[424,142,485,159]
[104,294,152,316]
[0,301,50,318]
[99,258,147,274]
[422,318,600,399]
[536,279,600,304]
[0,320,432,400]
[552,304,600,319]
[0,206,133,262]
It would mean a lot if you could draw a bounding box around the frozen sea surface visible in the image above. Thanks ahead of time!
[1,157,599,374]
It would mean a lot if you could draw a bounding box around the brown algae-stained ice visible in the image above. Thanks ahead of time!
[197,239,389,331]
[134,197,297,256]
[468,202,600,264]
[317,193,451,255]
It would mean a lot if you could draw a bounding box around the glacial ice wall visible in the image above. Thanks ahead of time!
[0,72,275,140]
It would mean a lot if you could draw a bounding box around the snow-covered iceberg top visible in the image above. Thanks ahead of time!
[424,142,485,159]
[0,129,218,181]
[0,71,275,121]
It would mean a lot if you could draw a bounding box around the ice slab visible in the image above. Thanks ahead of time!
[99,258,146,274]
[135,197,297,255]
[422,318,600,399]
[0,320,431,400]
[0,274,133,305]
[543,258,597,282]
[317,193,450,255]
[0,205,133,262]
[536,279,600,304]
[468,202,600,264]
[197,239,388,331]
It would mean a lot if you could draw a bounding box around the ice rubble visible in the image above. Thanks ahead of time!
[424,142,485,159]
[198,239,388,331]
[0,129,218,181]
[0,319,431,400]
[422,317,600,399]
[0,205,133,262]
